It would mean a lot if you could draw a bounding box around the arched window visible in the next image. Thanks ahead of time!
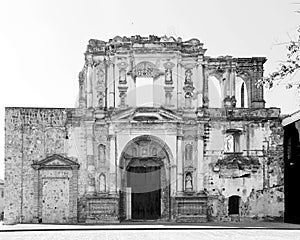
[98,144,106,163]
[208,76,222,108]
[228,195,240,214]
[99,174,106,192]
[185,144,193,161]
[241,83,245,108]
[235,77,248,108]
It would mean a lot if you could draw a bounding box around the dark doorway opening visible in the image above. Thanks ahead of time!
[127,165,161,220]
[228,195,240,215]
[284,123,300,223]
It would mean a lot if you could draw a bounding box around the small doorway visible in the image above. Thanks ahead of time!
[127,165,161,220]
[228,195,240,215]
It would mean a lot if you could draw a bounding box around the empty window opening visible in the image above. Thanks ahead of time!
[136,77,154,107]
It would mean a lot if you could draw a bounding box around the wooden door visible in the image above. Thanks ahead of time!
[128,166,161,220]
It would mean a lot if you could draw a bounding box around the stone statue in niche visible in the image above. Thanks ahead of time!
[99,174,106,192]
[225,134,234,152]
[185,173,193,191]
[119,69,127,84]
[185,69,193,84]
[165,69,172,84]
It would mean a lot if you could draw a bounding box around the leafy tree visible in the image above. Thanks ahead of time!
[258,27,300,89]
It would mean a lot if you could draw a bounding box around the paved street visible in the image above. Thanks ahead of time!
[1,229,300,240]
[1,222,300,240]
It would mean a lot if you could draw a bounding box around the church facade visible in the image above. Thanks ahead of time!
[4,35,284,224]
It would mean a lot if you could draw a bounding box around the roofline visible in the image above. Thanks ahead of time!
[282,109,300,126]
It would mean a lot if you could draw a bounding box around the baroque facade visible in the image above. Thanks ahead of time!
[4,35,284,224]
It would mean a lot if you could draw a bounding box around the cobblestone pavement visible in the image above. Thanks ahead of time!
[1,229,300,240]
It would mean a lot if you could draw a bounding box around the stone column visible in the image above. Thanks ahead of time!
[107,62,115,109]
[109,133,117,194]
[226,68,231,97]
[86,123,96,194]
[231,69,236,97]
[196,127,204,192]
[177,64,183,109]
[202,64,209,108]
[197,63,204,108]
[176,135,184,194]
[86,67,93,108]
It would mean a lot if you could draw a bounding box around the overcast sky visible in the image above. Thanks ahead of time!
[0,0,299,180]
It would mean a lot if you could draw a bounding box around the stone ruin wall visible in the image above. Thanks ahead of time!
[204,118,284,221]
[4,108,74,224]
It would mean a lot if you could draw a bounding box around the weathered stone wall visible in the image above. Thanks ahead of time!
[4,108,71,224]
[205,117,284,221]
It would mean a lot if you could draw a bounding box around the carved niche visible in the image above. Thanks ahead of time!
[163,61,175,85]
[185,172,193,192]
[117,62,128,84]
[185,68,193,84]
[95,64,106,109]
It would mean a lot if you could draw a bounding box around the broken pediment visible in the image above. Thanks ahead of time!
[32,154,80,170]
[110,107,182,122]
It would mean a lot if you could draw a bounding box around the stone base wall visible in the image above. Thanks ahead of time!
[85,195,119,223]
[174,194,208,223]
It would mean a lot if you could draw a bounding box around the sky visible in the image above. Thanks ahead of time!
[0,0,299,180]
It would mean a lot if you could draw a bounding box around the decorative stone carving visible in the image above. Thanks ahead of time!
[119,69,127,84]
[117,62,128,84]
[133,61,160,78]
[97,92,104,109]
[118,86,128,108]
[164,86,174,107]
[224,134,234,152]
[165,68,173,84]
[185,172,193,191]
[184,92,193,109]
[99,174,106,192]
[163,61,175,85]
[185,69,193,84]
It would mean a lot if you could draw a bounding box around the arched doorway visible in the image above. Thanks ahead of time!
[119,135,171,221]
